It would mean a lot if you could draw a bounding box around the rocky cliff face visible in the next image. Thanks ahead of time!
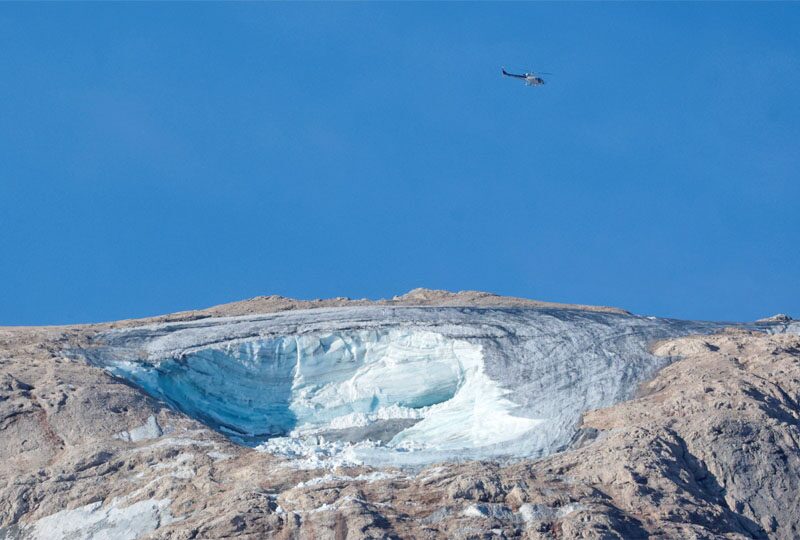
[0,291,798,539]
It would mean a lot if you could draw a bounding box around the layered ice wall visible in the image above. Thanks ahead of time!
[89,306,731,466]
[107,329,538,452]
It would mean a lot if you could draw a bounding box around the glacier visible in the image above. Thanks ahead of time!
[85,306,759,466]
[105,329,537,451]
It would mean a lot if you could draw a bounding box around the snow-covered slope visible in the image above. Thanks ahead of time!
[86,306,732,466]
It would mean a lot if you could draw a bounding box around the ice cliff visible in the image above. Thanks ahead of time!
[87,306,732,466]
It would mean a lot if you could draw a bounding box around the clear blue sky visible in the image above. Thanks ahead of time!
[2,3,798,325]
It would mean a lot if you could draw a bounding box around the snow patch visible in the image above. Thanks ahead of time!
[24,498,173,540]
[462,503,516,520]
[207,450,232,462]
[115,415,162,443]
[293,471,400,489]
[518,502,585,522]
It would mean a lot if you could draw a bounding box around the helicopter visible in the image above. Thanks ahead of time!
[502,68,550,86]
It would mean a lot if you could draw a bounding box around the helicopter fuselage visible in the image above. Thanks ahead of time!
[502,68,547,86]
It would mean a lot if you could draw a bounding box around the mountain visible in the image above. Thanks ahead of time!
[0,290,798,539]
